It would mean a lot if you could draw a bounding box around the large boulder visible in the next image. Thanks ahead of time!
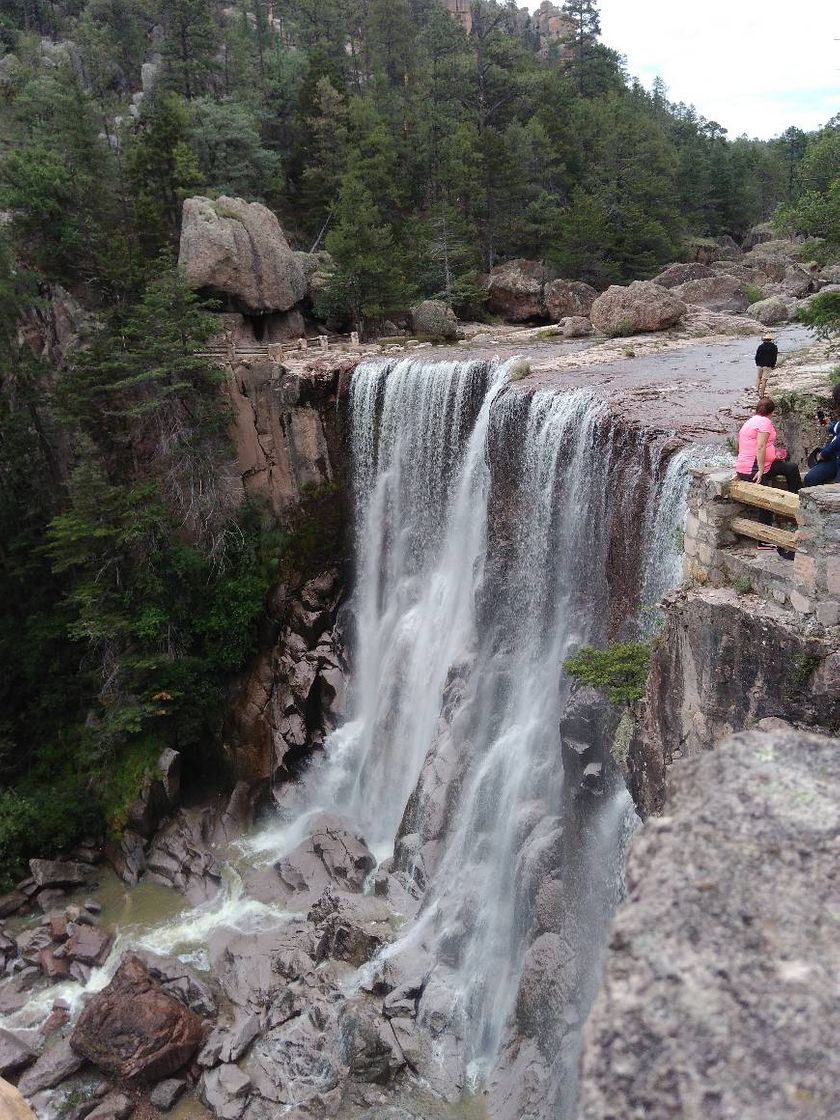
[741,221,776,250]
[179,196,306,314]
[410,300,458,340]
[544,279,597,321]
[485,259,547,321]
[273,814,377,900]
[560,316,593,338]
[580,729,840,1120]
[71,953,203,1081]
[746,295,789,325]
[293,250,335,303]
[0,1079,38,1120]
[589,281,686,335]
[672,274,749,313]
[652,262,717,288]
[0,1029,36,1078]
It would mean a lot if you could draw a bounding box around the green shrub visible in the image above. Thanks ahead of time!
[0,778,99,891]
[508,358,532,381]
[745,283,766,305]
[564,642,651,705]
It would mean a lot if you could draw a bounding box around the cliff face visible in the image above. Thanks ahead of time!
[223,354,351,785]
[581,728,840,1120]
[225,355,349,516]
[628,587,840,815]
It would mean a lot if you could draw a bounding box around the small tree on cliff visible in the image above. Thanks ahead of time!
[316,175,412,337]
[564,642,651,705]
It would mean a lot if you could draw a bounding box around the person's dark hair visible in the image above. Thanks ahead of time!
[756,397,776,416]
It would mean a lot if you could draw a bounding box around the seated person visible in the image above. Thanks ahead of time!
[735,397,801,493]
[803,384,840,487]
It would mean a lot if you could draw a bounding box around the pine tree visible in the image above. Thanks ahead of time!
[317,176,412,336]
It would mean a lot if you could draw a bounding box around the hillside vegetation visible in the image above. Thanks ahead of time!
[0,0,837,880]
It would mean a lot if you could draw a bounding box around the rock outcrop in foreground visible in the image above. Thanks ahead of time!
[581,728,840,1120]
[179,196,306,313]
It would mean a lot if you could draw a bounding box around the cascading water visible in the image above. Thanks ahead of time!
[641,444,735,620]
[2,355,713,1120]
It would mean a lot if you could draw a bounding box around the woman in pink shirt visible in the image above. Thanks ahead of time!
[735,397,802,492]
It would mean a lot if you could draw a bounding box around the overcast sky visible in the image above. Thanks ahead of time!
[592,1,839,139]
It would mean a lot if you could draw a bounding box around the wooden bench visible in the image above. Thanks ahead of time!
[728,480,799,552]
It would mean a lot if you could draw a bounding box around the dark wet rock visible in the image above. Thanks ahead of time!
[66,926,113,967]
[274,814,376,899]
[0,971,39,1015]
[198,1062,252,1120]
[105,830,146,887]
[144,808,225,903]
[43,912,68,941]
[389,1014,465,1100]
[246,1008,345,1109]
[126,748,181,839]
[0,893,27,919]
[125,951,218,1019]
[71,953,203,1081]
[85,1093,134,1120]
[219,1012,260,1063]
[150,1078,186,1111]
[17,925,53,963]
[29,860,90,889]
[0,1027,37,1077]
[41,1004,70,1035]
[18,1037,86,1095]
[39,948,71,981]
[207,921,312,1009]
[33,888,67,912]
[340,1006,405,1084]
[70,961,92,984]
[580,729,840,1120]
[309,889,395,967]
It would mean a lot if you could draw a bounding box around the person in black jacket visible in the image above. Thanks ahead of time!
[754,334,778,396]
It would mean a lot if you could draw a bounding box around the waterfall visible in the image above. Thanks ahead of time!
[290,359,653,1117]
[1,356,708,1120]
[641,444,735,620]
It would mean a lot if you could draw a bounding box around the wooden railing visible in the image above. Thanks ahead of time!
[728,480,800,552]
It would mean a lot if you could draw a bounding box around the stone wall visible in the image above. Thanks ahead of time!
[682,468,840,625]
[627,469,840,816]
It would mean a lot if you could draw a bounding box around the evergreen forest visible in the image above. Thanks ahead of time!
[0,0,837,884]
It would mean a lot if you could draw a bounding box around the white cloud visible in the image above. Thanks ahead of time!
[592,0,839,138]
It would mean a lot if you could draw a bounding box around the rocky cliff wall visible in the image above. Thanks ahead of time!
[580,727,840,1120]
[628,587,839,815]
[225,354,350,516]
